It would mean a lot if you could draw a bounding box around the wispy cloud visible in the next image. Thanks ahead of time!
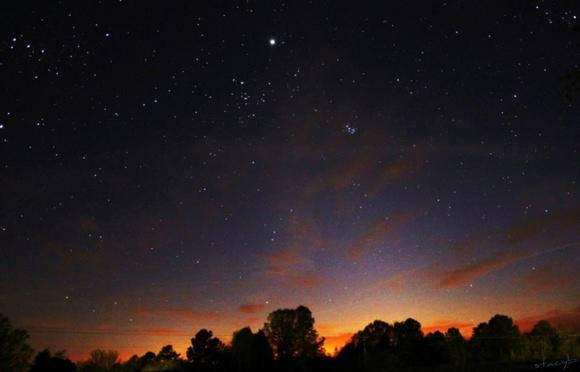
[305,143,428,196]
[522,266,578,294]
[136,309,220,322]
[347,212,414,261]
[261,215,327,289]
[264,251,322,289]
[505,208,580,245]
[433,252,524,289]
[433,208,580,290]
[239,303,266,314]
[516,306,580,332]
[263,247,322,289]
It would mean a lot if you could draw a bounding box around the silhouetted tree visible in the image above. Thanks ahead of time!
[121,355,140,371]
[422,331,449,365]
[30,349,76,372]
[471,314,520,364]
[445,327,468,368]
[528,320,560,361]
[122,351,157,371]
[337,320,399,370]
[78,349,120,371]
[393,318,423,364]
[263,305,324,362]
[0,313,34,372]
[358,320,396,354]
[3,307,576,372]
[231,327,253,371]
[140,351,156,365]
[338,319,474,371]
[557,328,580,360]
[186,329,226,371]
[250,330,274,371]
[157,344,180,361]
[231,327,274,372]
[155,344,181,370]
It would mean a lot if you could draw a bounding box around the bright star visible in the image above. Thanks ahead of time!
[269,38,276,46]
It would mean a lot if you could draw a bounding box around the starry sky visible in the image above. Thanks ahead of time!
[1,0,580,361]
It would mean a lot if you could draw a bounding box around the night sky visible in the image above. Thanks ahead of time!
[1,0,580,361]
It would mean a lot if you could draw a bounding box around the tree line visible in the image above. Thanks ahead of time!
[1,305,579,372]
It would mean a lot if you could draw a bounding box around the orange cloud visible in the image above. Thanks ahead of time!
[374,265,436,292]
[434,238,580,290]
[522,266,577,294]
[290,272,322,288]
[516,306,580,332]
[302,141,428,197]
[263,248,322,289]
[239,303,265,314]
[380,271,409,291]
[432,208,580,290]
[381,156,423,183]
[261,214,327,289]
[505,208,580,245]
[347,246,373,261]
[265,248,302,273]
[433,252,524,289]
[79,218,100,233]
[305,151,374,194]
[371,148,427,194]
[347,212,414,261]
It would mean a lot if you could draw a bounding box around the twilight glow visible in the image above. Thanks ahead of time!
[1,1,579,363]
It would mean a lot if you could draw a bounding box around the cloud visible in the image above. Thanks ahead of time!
[347,246,373,261]
[380,270,411,291]
[347,212,414,261]
[505,208,580,245]
[380,155,423,183]
[136,309,220,322]
[433,208,580,290]
[263,247,322,289]
[260,215,327,289]
[289,272,322,288]
[78,218,100,233]
[434,240,580,290]
[302,140,428,197]
[522,266,578,294]
[516,306,580,332]
[265,248,303,273]
[369,149,427,195]
[433,252,524,289]
[239,303,265,314]
[373,265,436,292]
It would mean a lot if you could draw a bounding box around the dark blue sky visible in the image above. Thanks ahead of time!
[1,0,579,360]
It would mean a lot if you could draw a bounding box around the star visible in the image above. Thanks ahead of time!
[269,38,276,46]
